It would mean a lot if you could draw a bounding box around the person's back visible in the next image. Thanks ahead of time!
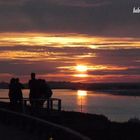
[9,78,16,104]
[45,82,53,99]
[15,78,23,102]
[36,79,53,107]
[29,79,38,97]
[41,80,53,99]
[29,73,38,107]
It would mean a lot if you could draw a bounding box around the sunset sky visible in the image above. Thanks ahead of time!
[0,0,140,83]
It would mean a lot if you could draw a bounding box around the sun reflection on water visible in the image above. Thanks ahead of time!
[77,90,87,97]
[77,90,87,112]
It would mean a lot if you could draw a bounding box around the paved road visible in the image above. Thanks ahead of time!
[0,123,39,140]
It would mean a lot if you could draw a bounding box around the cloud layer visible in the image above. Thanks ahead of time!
[0,43,140,82]
[0,0,140,82]
[0,0,140,37]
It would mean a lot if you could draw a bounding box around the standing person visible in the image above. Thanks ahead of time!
[9,78,16,105]
[37,79,53,108]
[28,73,38,107]
[9,78,23,107]
[15,78,23,105]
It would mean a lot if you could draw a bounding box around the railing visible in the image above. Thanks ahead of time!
[0,97,61,113]
[23,98,61,111]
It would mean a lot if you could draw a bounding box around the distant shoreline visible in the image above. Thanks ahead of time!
[0,81,140,97]
[0,82,140,90]
[0,88,140,97]
[97,89,140,96]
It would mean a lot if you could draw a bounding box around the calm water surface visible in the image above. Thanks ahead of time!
[0,89,140,122]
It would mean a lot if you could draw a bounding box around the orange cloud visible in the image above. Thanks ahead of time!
[0,32,140,49]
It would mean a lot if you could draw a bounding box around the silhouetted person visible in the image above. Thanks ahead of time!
[29,73,53,108]
[9,78,16,105]
[15,78,23,104]
[44,81,53,99]
[29,73,38,107]
[37,79,53,107]
[9,78,23,106]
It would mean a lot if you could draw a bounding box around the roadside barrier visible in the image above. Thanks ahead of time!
[0,104,91,140]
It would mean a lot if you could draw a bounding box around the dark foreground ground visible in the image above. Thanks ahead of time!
[37,111,140,140]
[0,102,140,140]
[0,123,40,140]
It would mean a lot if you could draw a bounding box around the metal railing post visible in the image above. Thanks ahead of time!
[50,99,53,110]
[58,100,61,112]
[22,99,25,113]
[47,99,50,110]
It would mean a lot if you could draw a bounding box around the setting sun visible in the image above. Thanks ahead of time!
[75,65,88,72]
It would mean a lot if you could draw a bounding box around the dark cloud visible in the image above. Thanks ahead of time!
[0,0,139,37]
[88,68,140,75]
[0,60,62,75]
[86,49,140,67]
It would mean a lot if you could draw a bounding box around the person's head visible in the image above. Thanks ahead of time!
[15,78,19,83]
[31,73,36,80]
[10,78,16,84]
